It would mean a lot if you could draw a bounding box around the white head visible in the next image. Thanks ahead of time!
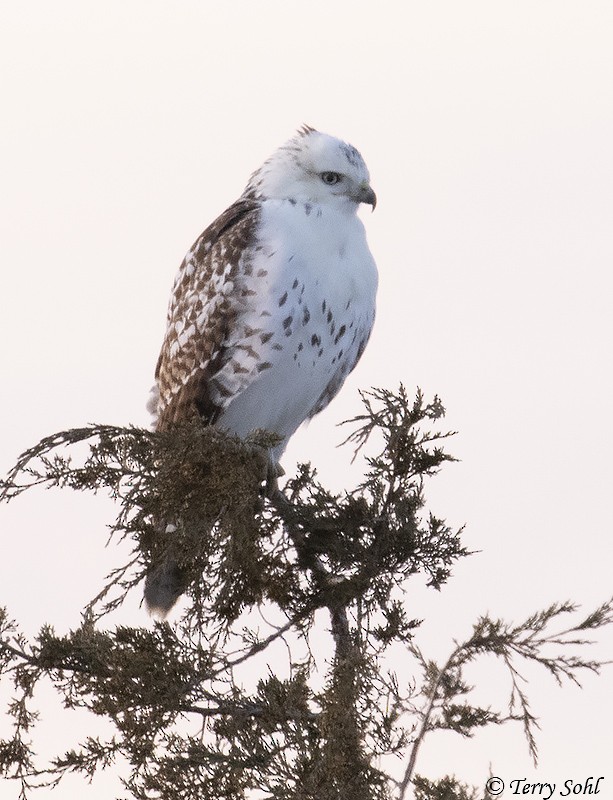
[245,125,376,212]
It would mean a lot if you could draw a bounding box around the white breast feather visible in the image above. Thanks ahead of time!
[215,198,377,456]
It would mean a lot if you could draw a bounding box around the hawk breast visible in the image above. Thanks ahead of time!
[214,198,377,455]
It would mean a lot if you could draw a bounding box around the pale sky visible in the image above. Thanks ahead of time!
[1,2,612,797]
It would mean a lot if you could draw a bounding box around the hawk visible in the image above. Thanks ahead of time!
[145,126,378,615]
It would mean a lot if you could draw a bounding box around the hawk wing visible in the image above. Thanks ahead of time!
[154,198,262,431]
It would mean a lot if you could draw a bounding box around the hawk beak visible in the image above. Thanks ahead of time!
[358,183,377,211]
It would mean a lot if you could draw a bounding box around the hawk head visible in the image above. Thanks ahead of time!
[245,126,376,211]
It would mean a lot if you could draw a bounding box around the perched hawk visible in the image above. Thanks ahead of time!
[145,126,378,615]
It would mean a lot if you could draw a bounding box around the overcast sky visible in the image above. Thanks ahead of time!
[1,2,612,797]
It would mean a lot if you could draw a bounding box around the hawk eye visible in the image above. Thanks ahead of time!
[321,171,341,185]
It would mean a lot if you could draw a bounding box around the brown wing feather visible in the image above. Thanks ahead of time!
[154,198,260,431]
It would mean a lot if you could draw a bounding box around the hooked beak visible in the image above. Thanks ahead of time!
[357,183,377,210]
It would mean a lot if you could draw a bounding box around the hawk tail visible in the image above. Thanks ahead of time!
[144,554,186,618]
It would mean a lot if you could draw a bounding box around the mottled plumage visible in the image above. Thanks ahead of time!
[145,126,378,615]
